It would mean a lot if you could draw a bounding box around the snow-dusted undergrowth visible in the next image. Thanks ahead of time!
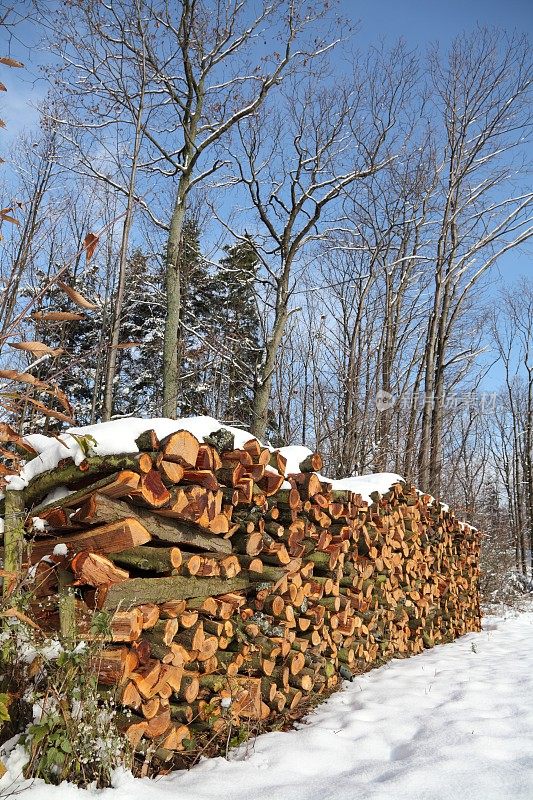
[2,608,531,800]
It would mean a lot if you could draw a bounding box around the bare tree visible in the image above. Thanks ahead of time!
[492,279,533,575]
[418,28,532,495]
[222,43,416,438]
[41,0,341,417]
[101,39,147,420]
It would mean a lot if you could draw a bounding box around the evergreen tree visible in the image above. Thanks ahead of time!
[113,250,165,417]
[178,220,224,417]
[216,238,261,427]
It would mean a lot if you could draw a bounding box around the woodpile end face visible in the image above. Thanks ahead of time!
[2,424,481,762]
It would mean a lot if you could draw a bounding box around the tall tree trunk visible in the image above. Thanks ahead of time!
[102,78,145,420]
[162,182,188,418]
[251,298,289,440]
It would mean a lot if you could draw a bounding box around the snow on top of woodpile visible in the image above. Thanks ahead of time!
[276,445,315,475]
[2,415,474,528]
[5,416,257,490]
[323,472,406,502]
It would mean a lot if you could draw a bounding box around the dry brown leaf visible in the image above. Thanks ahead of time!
[0,421,37,458]
[83,232,99,262]
[0,445,23,461]
[114,341,143,349]
[0,608,40,629]
[0,57,24,68]
[4,394,74,423]
[57,280,98,310]
[0,212,18,225]
[31,310,85,322]
[0,207,19,225]
[0,463,16,476]
[0,120,6,129]
[9,341,64,357]
[0,370,72,415]
[0,370,52,392]
[0,421,21,442]
[0,83,6,92]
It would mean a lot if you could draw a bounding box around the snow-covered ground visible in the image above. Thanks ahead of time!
[2,607,532,800]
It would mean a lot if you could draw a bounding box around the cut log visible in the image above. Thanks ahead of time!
[29,518,151,562]
[69,493,231,554]
[109,546,182,573]
[71,551,129,587]
[132,470,171,508]
[158,460,185,485]
[298,453,323,473]
[24,455,152,508]
[98,574,252,610]
[135,430,160,452]
[110,609,144,642]
[91,647,138,686]
[160,430,200,468]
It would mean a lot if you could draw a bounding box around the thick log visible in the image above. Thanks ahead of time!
[132,470,171,508]
[158,460,185,485]
[23,455,153,508]
[109,546,182,573]
[298,453,323,473]
[71,493,231,554]
[160,430,200,468]
[98,574,252,610]
[71,552,130,588]
[135,430,160,452]
[29,518,152,562]
[91,647,138,686]
[32,471,141,517]
[109,609,144,642]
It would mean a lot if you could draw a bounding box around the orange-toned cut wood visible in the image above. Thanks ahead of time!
[158,460,185,485]
[71,551,129,588]
[160,430,200,468]
[29,518,151,562]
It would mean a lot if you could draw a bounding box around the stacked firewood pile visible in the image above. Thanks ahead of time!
[1,424,481,761]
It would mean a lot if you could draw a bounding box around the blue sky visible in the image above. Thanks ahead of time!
[1,0,531,289]
[349,0,531,46]
[0,0,533,282]
[344,0,532,286]
[1,0,530,393]
[1,2,530,289]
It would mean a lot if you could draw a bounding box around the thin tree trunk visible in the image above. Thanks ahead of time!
[102,64,145,421]
[162,182,188,418]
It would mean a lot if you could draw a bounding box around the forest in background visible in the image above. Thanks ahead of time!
[0,1,532,597]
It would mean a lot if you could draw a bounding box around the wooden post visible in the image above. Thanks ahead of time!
[58,567,76,646]
[3,488,25,597]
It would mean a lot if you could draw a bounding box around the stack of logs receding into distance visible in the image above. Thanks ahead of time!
[0,425,481,763]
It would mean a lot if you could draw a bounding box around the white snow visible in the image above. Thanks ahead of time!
[40,486,75,506]
[32,516,48,532]
[1,609,532,799]
[325,472,405,504]
[52,543,68,557]
[277,445,315,475]
[5,417,262,490]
